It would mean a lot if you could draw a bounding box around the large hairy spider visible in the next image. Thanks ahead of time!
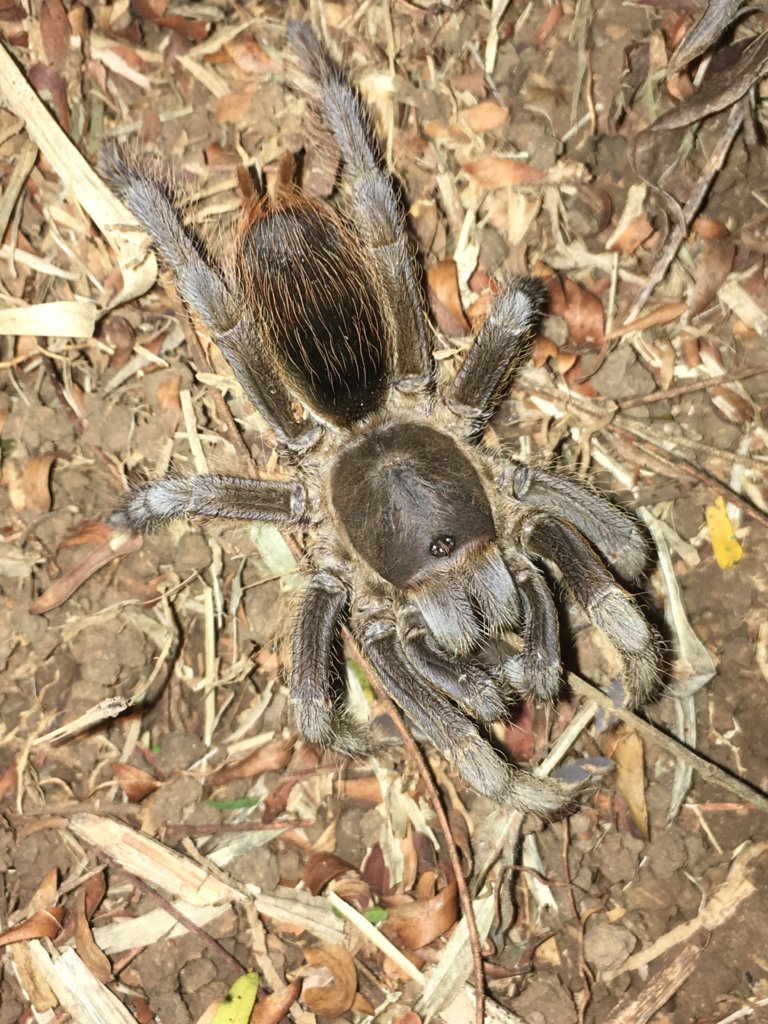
[101,23,658,815]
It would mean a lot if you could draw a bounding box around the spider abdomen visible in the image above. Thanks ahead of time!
[240,188,390,426]
[329,421,496,589]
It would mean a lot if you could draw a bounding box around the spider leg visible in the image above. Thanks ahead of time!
[117,476,305,532]
[521,514,659,706]
[502,552,562,701]
[289,22,432,392]
[99,143,315,450]
[290,572,372,755]
[443,276,546,432]
[359,614,583,814]
[398,608,509,722]
[509,464,647,579]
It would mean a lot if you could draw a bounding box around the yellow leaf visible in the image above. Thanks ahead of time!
[705,497,744,569]
[212,973,259,1024]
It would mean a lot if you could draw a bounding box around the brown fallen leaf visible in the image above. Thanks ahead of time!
[112,762,161,803]
[302,852,358,896]
[208,737,295,786]
[462,154,545,187]
[40,0,70,68]
[605,301,687,341]
[156,374,182,436]
[384,881,458,949]
[251,979,302,1024]
[427,259,470,337]
[560,276,605,347]
[3,452,57,514]
[299,943,358,1017]
[604,724,649,839]
[74,887,111,983]
[29,530,142,614]
[461,100,508,133]
[687,237,735,318]
[0,907,65,946]
[608,213,654,255]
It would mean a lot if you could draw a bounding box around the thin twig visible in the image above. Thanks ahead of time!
[617,360,768,409]
[568,673,768,815]
[119,868,245,975]
[603,420,768,530]
[163,819,313,837]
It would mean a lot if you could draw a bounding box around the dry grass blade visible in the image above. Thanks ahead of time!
[0,40,156,305]
[24,943,136,1023]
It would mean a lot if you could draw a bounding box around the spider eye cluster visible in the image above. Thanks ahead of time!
[429,535,456,558]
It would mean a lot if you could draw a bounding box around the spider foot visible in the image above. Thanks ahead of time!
[452,732,588,817]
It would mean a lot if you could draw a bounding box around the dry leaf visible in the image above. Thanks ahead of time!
[29,530,143,614]
[300,943,357,1016]
[250,979,301,1024]
[461,100,508,132]
[606,724,649,838]
[0,908,65,946]
[427,259,470,336]
[693,215,730,239]
[385,882,458,949]
[208,738,294,786]
[112,763,161,803]
[462,155,545,187]
[215,89,254,124]
[609,214,654,255]
[560,277,605,347]
[74,887,112,983]
[40,0,70,68]
[302,852,357,896]
[606,301,687,341]
[688,238,735,318]
[706,497,745,569]
[3,453,56,514]
[156,374,182,436]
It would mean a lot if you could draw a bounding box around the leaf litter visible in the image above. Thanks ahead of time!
[1,3,768,1024]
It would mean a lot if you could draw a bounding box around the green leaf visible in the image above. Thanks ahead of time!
[212,972,259,1024]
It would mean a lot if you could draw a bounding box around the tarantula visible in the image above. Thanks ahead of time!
[101,23,658,815]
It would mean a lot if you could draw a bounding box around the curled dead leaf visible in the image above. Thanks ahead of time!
[250,979,301,1024]
[112,762,161,803]
[299,943,357,1017]
[561,277,605,347]
[0,907,65,946]
[4,453,57,515]
[302,852,357,896]
[384,881,458,949]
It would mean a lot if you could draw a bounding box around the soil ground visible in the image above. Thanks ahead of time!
[1,3,768,1023]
